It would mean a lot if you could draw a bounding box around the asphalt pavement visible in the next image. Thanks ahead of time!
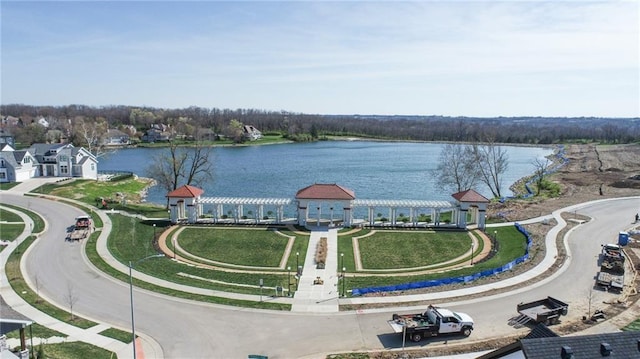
[0,180,640,358]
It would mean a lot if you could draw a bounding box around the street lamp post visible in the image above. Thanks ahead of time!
[129,254,164,359]
[296,252,299,274]
[342,267,346,297]
[172,237,177,261]
[340,253,344,274]
[287,266,291,296]
[471,241,475,265]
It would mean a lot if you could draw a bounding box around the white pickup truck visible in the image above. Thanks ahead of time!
[388,305,474,342]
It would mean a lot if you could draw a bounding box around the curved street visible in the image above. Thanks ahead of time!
[2,191,639,358]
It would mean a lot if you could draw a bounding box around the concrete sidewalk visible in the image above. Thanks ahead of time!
[4,183,639,358]
[292,228,341,312]
[0,192,164,359]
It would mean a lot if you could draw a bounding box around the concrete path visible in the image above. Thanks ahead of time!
[3,181,640,358]
[292,228,341,312]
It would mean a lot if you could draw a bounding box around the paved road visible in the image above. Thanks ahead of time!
[5,193,640,358]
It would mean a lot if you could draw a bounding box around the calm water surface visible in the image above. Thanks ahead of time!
[98,141,553,205]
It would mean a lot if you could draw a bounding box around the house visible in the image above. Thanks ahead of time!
[104,129,130,146]
[37,117,50,128]
[141,124,172,143]
[0,144,38,182]
[0,128,15,148]
[243,125,262,141]
[26,143,98,180]
[478,323,640,359]
[1,116,20,127]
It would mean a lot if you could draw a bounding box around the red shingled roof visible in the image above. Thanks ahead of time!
[295,184,355,200]
[166,185,204,198]
[452,189,489,203]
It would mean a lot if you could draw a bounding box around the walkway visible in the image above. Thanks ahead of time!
[292,228,341,312]
[3,180,640,359]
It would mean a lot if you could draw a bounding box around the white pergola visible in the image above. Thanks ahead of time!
[352,199,457,227]
[169,184,486,229]
[198,197,292,223]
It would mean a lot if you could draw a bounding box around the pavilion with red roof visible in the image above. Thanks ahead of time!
[167,185,204,223]
[451,189,490,229]
[167,183,491,229]
[295,183,356,227]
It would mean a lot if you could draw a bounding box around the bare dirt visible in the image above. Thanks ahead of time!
[337,144,640,358]
[489,143,640,223]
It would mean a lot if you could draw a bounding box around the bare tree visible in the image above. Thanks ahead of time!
[65,283,79,321]
[531,157,551,195]
[73,117,107,156]
[471,142,509,198]
[434,144,480,193]
[145,139,213,207]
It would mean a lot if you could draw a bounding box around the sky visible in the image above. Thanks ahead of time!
[1,1,638,117]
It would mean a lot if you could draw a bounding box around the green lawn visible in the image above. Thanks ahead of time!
[0,182,20,190]
[344,226,527,289]
[28,341,115,359]
[4,323,66,340]
[38,177,158,211]
[0,208,22,222]
[105,214,299,302]
[0,223,24,241]
[178,227,290,267]
[357,231,470,269]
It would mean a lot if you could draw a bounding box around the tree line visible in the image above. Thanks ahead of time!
[2,104,639,147]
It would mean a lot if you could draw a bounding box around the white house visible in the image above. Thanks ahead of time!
[0,144,38,183]
[26,143,98,180]
[243,125,262,141]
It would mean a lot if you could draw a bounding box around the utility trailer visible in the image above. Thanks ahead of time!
[596,244,625,291]
[511,296,568,327]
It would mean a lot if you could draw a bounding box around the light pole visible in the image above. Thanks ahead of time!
[493,230,498,254]
[296,252,299,274]
[287,266,291,296]
[152,223,156,240]
[129,254,164,359]
[471,241,475,265]
[340,253,344,274]
[172,237,177,261]
[342,267,346,297]
[330,207,334,226]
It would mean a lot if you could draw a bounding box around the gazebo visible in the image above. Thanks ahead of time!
[295,183,356,227]
[167,185,204,223]
[452,189,490,229]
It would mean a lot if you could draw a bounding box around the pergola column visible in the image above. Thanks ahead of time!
[344,207,352,227]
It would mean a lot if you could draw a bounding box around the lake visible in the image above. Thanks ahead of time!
[97,141,553,206]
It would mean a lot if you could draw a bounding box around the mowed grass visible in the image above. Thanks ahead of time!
[0,208,22,222]
[345,226,528,289]
[105,214,299,303]
[358,231,470,269]
[0,223,24,241]
[178,228,289,267]
[31,341,114,359]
